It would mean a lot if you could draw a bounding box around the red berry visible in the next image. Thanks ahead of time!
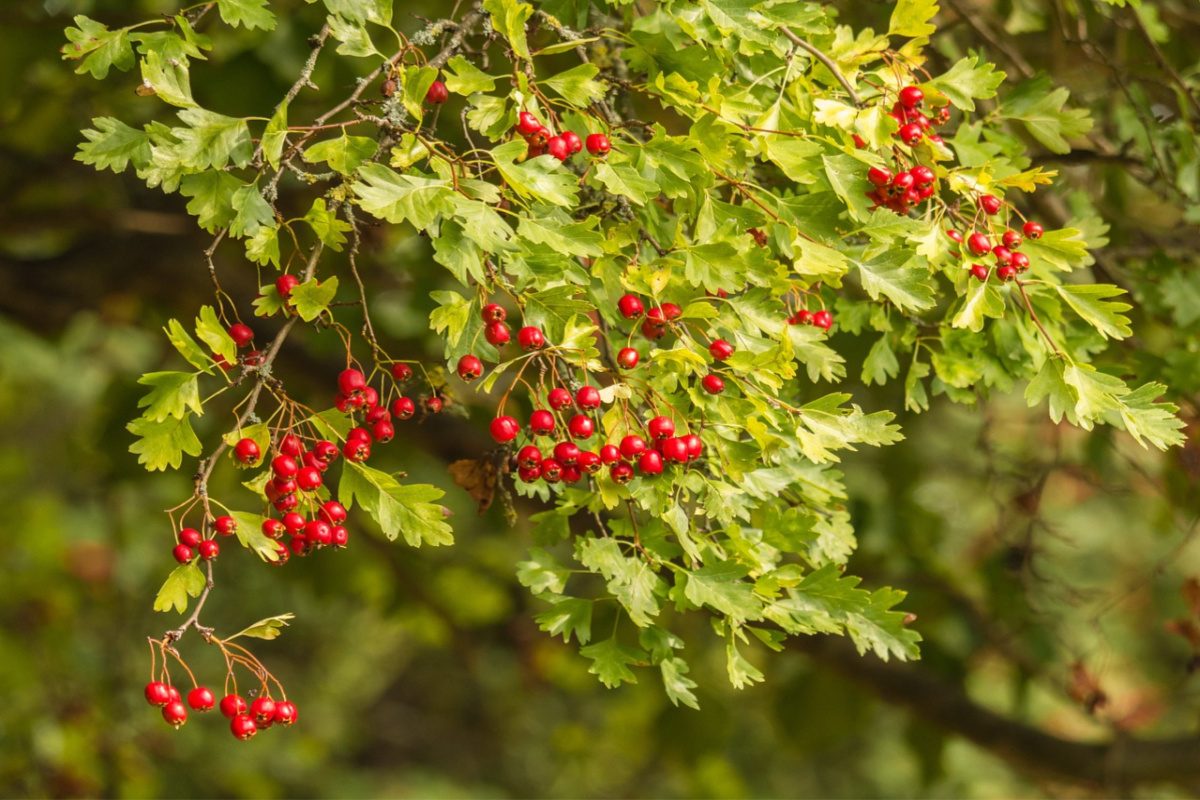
[997,265,1018,281]
[548,387,573,410]
[273,701,298,727]
[490,415,520,443]
[701,374,725,395]
[867,166,893,187]
[214,516,237,536]
[319,501,347,526]
[617,295,644,319]
[457,354,483,382]
[145,681,172,707]
[233,438,260,465]
[391,397,415,420]
[529,410,555,437]
[272,455,298,478]
[620,435,647,460]
[1023,221,1044,240]
[617,348,640,369]
[891,172,915,192]
[343,439,371,462]
[348,426,371,443]
[230,714,258,741]
[517,445,543,469]
[947,229,964,243]
[197,539,219,561]
[281,435,305,458]
[576,386,601,409]
[391,363,413,382]
[979,194,1002,215]
[610,461,633,484]
[910,165,935,185]
[425,79,448,105]
[568,415,595,440]
[709,340,734,361]
[899,86,925,108]
[331,526,348,548]
[314,440,340,464]
[220,694,247,719]
[661,437,688,463]
[992,246,1013,266]
[481,303,506,323]
[546,135,571,161]
[648,416,675,440]
[683,433,703,460]
[338,368,366,396]
[562,464,583,484]
[970,263,990,281]
[791,309,815,326]
[282,512,306,534]
[187,686,215,712]
[366,407,390,426]
[178,527,202,548]
[516,111,541,137]
[599,444,621,464]
[172,544,195,564]
[851,134,867,148]
[271,476,297,497]
[162,701,188,729]
[517,465,541,483]
[577,450,601,475]
[296,466,322,492]
[228,324,254,348]
[661,303,682,322]
[275,274,299,299]
[967,232,992,256]
[540,458,563,483]
[272,493,300,512]
[517,326,545,351]
[638,450,664,475]
[553,441,581,465]
[527,126,550,148]
[814,310,834,331]
[166,685,182,704]
[485,321,511,346]
[424,396,443,414]
[561,131,583,155]
[641,318,667,341]
[585,133,611,156]
[1002,230,1023,250]
[898,123,923,146]
[262,518,286,540]
[1012,252,1031,272]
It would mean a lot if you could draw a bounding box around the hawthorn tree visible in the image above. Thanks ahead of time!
[14,0,1197,792]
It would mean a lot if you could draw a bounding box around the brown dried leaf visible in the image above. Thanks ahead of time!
[448,458,497,515]
[1165,618,1200,648]
[1066,661,1108,715]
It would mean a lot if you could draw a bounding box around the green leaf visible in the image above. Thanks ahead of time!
[999,75,1093,154]
[788,325,847,383]
[227,613,295,641]
[353,164,456,228]
[447,194,513,253]
[328,12,380,57]
[534,596,593,644]
[822,154,874,221]
[229,183,275,239]
[401,65,438,123]
[889,0,939,38]
[195,305,238,366]
[152,564,205,613]
[1053,284,1131,340]
[140,49,196,108]
[796,393,904,463]
[929,56,1005,112]
[482,0,534,61]
[726,630,765,689]
[856,250,936,312]
[180,170,241,232]
[1118,382,1186,451]
[443,55,497,94]
[303,134,378,175]
[246,225,281,268]
[862,336,900,386]
[429,290,472,349]
[137,372,201,422]
[263,102,288,170]
[339,461,454,546]
[1063,362,1126,423]
[303,198,351,251]
[517,547,571,594]
[523,286,592,341]
[580,636,645,688]
[541,63,607,106]
[76,117,152,173]
[676,562,763,623]
[592,161,660,205]
[952,280,1006,332]
[1020,227,1090,271]
[317,0,393,24]
[1025,357,1076,424]
[128,414,202,472]
[217,0,276,30]
[62,16,134,79]
[289,277,339,322]
[577,537,663,626]
[492,141,579,207]
[517,211,603,258]
[176,108,253,170]
[164,319,212,372]
[660,656,701,708]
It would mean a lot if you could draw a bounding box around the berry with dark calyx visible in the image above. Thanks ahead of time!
[272,455,298,478]
[638,450,664,475]
[997,265,1018,281]
[331,526,348,548]
[683,433,703,461]
[529,409,556,437]
[145,681,172,707]
[228,324,254,348]
[791,309,815,326]
[162,701,188,729]
[661,302,683,322]
[576,385,601,409]
[562,464,583,484]
[295,466,322,492]
[917,183,937,200]
[709,339,734,361]
[362,387,378,409]
[271,542,290,565]
[314,440,339,464]
[262,518,286,540]
[490,415,520,443]
[620,435,647,460]
[617,294,644,319]
[970,263,990,281]
[979,194,1002,215]
[641,319,667,341]
[275,274,299,299]
[661,437,688,463]
[812,310,833,331]
[967,232,992,256]
[233,438,260,465]
[481,303,506,324]
[272,493,299,512]
[867,166,893,187]
[425,79,448,105]
[271,476,297,497]
[305,519,333,546]
[992,246,1013,266]
[610,461,634,484]
[648,416,675,440]
[484,321,511,347]
[365,406,390,426]
[646,306,666,326]
[599,444,621,464]
[577,450,601,474]
[701,374,726,395]
[910,165,935,185]
[890,171,915,193]
[290,536,311,557]
[187,686,216,712]
[343,439,371,462]
[248,697,276,727]
[197,539,219,561]
[391,397,415,420]
[334,393,354,413]
[319,501,347,526]
[230,714,258,741]
[947,229,964,243]
[1023,220,1044,240]
[548,387,573,410]
[516,111,541,136]
[517,445,543,469]
[178,527,202,548]
[899,85,924,107]
[338,368,366,397]
[273,701,298,727]
[553,441,581,465]
[1002,230,1023,250]
[540,458,563,483]
[585,133,611,156]
[220,694,248,719]
[457,354,483,382]
[424,396,443,414]
[348,426,371,443]
[172,544,195,564]
[617,348,640,369]
[567,414,594,440]
[898,123,923,146]
[282,512,306,535]
[391,362,413,382]
[517,464,541,482]
[527,126,550,148]
[1012,252,1031,272]
[517,326,545,351]
[546,135,571,161]
[561,131,583,155]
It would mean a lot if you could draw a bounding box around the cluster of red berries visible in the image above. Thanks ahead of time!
[144,680,296,739]
[473,302,548,353]
[171,517,237,564]
[788,307,834,331]
[949,211,1044,282]
[866,163,937,215]
[888,85,949,148]
[515,111,611,162]
[213,322,264,371]
[614,293,727,390]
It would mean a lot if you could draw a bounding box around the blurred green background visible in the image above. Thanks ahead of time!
[4,0,1200,797]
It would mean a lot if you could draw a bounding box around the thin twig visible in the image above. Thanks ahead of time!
[780,27,861,107]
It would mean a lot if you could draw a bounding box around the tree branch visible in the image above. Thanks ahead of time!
[780,27,861,107]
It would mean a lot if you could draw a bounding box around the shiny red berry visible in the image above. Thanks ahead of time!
[517,445,543,469]
[219,694,247,719]
[561,130,583,155]
[424,396,443,414]
[997,264,1018,281]
[275,274,299,299]
[214,516,237,536]
[273,701,298,727]
[979,194,1002,215]
[701,374,725,395]
[517,326,545,351]
[529,410,555,436]
[568,415,595,440]
[648,416,675,440]
[178,528,202,548]
[197,539,219,561]
[967,232,992,256]
[898,123,923,146]
[145,681,172,707]
[250,697,276,726]
[548,387,573,410]
[553,441,581,465]
[338,368,366,396]
[546,135,571,161]
[343,439,371,462]
[457,354,483,381]
[162,701,188,729]
[970,263,990,281]
[576,385,601,409]
[1012,252,1031,272]
[620,435,647,460]
[296,466,322,492]
[391,397,415,420]
[187,686,215,712]
[490,415,520,443]
[610,461,633,484]
[585,133,611,156]
[425,79,448,105]
[540,458,563,483]
[661,437,688,463]
[485,321,511,346]
[481,303,506,323]
[516,111,541,137]
[910,165,935,185]
[230,713,258,740]
[391,362,413,382]
[867,166,893,187]
[172,544,195,564]
[1002,230,1023,250]
[617,348,640,369]
[898,86,924,107]
[233,438,260,465]
[638,450,664,475]
[1023,221,1044,239]
[947,229,964,243]
[683,433,703,460]
[228,324,254,348]
[709,340,734,361]
[262,518,286,540]
[617,295,644,319]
